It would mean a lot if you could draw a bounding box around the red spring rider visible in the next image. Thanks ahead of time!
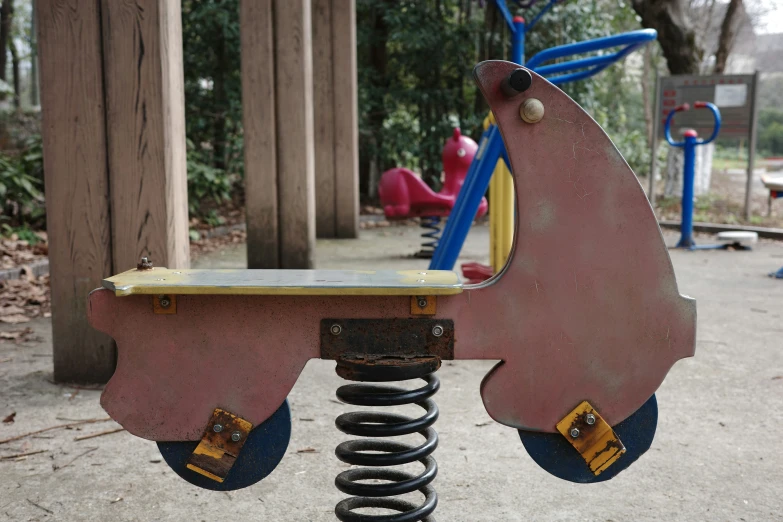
[378,128,489,258]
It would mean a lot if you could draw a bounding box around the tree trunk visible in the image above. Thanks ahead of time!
[9,35,18,108]
[0,0,12,83]
[630,0,702,75]
[30,0,38,106]
[211,0,227,171]
[714,0,741,74]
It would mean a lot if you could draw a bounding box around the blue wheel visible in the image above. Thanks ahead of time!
[157,400,291,491]
[518,394,658,483]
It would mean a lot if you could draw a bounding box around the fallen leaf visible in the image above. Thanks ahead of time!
[0,314,30,324]
[0,305,26,316]
[475,421,492,427]
[2,412,16,423]
[296,447,317,453]
[110,497,123,504]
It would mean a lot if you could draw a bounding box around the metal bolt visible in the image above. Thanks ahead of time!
[213,424,224,433]
[585,413,596,425]
[501,68,533,97]
[330,324,342,336]
[520,98,545,124]
[231,431,242,442]
[432,325,444,337]
[417,298,428,309]
[158,295,171,309]
[570,427,580,438]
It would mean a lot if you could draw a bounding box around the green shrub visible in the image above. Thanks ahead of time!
[0,139,45,229]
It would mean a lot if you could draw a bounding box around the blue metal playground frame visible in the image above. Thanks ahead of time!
[428,0,657,271]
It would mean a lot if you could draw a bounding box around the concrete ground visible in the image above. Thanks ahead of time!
[1,224,782,521]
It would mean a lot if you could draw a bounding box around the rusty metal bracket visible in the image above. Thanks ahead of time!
[321,319,454,362]
[186,408,253,483]
[153,294,176,314]
[556,400,626,476]
[410,295,437,315]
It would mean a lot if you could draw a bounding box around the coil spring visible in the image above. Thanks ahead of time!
[334,363,440,522]
[416,216,442,259]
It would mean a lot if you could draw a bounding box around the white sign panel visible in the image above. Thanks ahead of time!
[714,84,747,107]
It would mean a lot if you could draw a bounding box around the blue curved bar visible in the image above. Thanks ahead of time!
[526,29,657,69]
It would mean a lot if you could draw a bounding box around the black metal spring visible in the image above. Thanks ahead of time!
[334,365,440,522]
[416,216,442,259]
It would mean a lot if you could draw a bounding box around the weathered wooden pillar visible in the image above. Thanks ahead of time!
[38,0,115,383]
[311,0,359,239]
[331,0,360,238]
[37,0,189,383]
[242,0,317,268]
[101,0,190,272]
[241,0,279,269]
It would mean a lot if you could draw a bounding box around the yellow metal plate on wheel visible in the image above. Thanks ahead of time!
[103,268,463,297]
[556,401,626,475]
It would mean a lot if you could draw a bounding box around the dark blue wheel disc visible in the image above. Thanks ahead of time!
[157,400,291,491]
[519,394,658,483]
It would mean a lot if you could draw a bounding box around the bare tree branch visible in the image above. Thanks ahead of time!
[714,0,742,73]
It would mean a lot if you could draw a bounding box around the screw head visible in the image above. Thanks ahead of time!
[570,427,580,438]
[432,325,444,337]
[330,324,342,336]
[213,424,224,433]
[585,413,596,425]
[158,295,171,309]
[417,298,428,308]
[520,98,545,124]
[231,431,242,442]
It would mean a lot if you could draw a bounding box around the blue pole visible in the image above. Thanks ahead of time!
[512,16,525,65]
[676,132,698,249]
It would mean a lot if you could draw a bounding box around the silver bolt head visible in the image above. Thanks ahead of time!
[417,298,428,308]
[585,413,596,425]
[570,427,580,438]
[231,431,242,442]
[520,98,545,124]
[158,296,171,308]
[213,424,224,433]
[330,324,342,335]
[432,325,444,337]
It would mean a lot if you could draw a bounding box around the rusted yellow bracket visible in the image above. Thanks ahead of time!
[556,401,626,475]
[186,408,253,482]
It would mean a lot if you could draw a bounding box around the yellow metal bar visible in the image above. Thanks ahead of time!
[103,268,463,297]
[499,162,514,272]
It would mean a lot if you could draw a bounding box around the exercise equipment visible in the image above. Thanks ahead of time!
[428,0,658,279]
[378,129,487,258]
[665,101,757,250]
[88,61,696,521]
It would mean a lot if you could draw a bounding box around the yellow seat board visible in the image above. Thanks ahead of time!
[103,268,463,297]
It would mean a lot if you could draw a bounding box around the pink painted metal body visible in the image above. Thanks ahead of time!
[88,61,695,442]
[378,128,488,219]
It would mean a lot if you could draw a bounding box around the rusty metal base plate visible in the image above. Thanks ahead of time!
[519,394,657,483]
[320,319,454,361]
[186,408,253,482]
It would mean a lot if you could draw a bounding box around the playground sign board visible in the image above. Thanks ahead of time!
[649,72,760,219]
[656,74,757,140]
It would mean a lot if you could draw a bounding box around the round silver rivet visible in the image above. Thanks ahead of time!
[417,298,428,308]
[213,424,224,433]
[330,324,342,335]
[570,427,580,438]
[585,413,596,425]
[432,325,444,337]
[520,98,545,124]
[417,279,425,283]
[231,431,242,442]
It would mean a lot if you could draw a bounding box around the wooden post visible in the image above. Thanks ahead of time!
[241,0,280,269]
[331,0,359,238]
[37,0,115,383]
[101,0,190,272]
[274,0,316,268]
[312,0,337,238]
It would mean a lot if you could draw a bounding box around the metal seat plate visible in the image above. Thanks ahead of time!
[103,268,463,297]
